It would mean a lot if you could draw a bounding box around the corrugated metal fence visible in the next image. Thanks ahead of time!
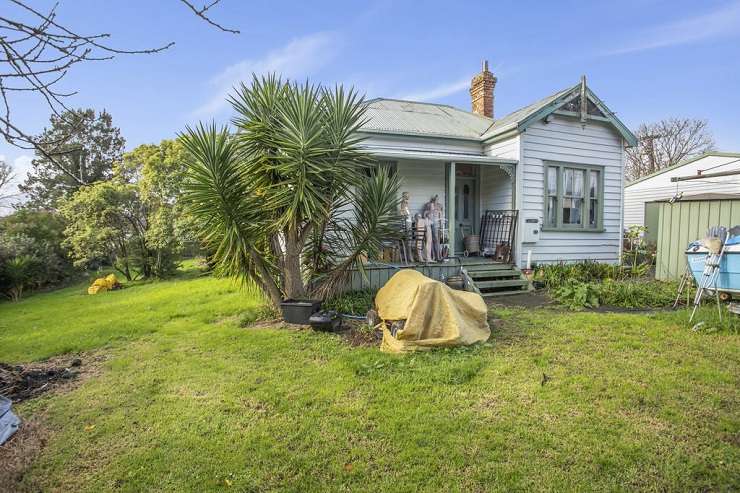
[655,199,740,280]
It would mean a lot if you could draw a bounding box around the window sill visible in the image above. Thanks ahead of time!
[540,227,606,233]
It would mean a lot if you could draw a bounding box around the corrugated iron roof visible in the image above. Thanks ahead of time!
[479,85,577,139]
[650,193,740,203]
[625,152,740,187]
[361,84,579,142]
[361,98,493,140]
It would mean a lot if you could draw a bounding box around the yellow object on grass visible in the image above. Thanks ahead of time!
[376,269,490,353]
[87,284,108,295]
[87,274,121,295]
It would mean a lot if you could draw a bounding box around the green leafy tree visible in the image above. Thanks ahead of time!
[60,140,190,281]
[0,209,73,286]
[20,109,125,209]
[180,75,401,309]
[119,139,191,276]
[60,182,146,281]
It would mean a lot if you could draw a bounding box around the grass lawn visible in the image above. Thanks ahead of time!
[1,266,738,492]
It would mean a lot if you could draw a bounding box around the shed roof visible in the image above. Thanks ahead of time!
[649,192,740,203]
[626,152,740,187]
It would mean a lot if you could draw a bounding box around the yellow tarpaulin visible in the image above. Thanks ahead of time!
[377,269,490,353]
[87,274,120,295]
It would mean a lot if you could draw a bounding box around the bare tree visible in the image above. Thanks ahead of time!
[0,159,16,207]
[0,0,238,185]
[625,117,715,182]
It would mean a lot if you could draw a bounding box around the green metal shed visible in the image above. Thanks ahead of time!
[654,194,740,280]
[644,201,661,246]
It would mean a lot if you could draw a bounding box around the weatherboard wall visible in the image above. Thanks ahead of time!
[517,115,625,266]
[480,166,513,211]
[395,160,446,215]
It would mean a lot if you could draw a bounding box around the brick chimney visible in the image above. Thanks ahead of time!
[470,60,497,118]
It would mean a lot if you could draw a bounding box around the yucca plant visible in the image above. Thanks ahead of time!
[2,254,38,302]
[180,75,401,309]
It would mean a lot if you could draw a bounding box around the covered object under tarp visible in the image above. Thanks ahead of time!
[376,269,490,353]
[0,396,20,445]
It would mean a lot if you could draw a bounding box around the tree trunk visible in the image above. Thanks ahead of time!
[249,248,283,309]
[283,227,307,299]
[115,241,133,281]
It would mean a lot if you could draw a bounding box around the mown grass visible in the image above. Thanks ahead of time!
[1,266,738,492]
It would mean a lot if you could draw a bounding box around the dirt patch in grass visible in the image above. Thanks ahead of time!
[0,354,103,403]
[0,353,107,492]
[241,318,303,330]
[0,415,48,492]
[241,316,383,347]
[339,323,383,347]
[486,291,555,309]
[487,291,675,314]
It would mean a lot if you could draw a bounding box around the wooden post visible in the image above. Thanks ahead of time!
[448,161,456,256]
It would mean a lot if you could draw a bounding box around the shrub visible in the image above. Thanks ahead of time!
[535,261,625,289]
[0,210,75,288]
[534,258,656,292]
[599,279,676,308]
[552,279,677,310]
[0,254,39,301]
[552,281,602,310]
[623,225,655,268]
[323,290,375,316]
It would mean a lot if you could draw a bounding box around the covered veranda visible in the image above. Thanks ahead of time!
[365,147,518,258]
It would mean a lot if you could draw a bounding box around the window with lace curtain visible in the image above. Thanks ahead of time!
[544,162,603,231]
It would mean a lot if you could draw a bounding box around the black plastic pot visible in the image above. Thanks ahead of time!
[280,299,322,325]
[308,310,341,332]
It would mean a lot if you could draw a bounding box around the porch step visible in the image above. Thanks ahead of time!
[468,269,521,279]
[461,262,531,297]
[481,289,531,298]
[475,279,529,290]
[462,262,513,271]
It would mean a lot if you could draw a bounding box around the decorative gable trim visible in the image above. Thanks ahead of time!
[517,83,638,147]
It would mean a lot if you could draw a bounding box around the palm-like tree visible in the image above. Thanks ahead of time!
[180,75,400,308]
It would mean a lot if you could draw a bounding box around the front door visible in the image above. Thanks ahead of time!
[455,177,477,252]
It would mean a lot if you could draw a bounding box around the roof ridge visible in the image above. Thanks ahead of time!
[479,83,579,138]
[368,97,459,109]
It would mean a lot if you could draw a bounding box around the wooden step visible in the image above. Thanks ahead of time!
[463,262,514,271]
[481,289,530,298]
[475,279,529,290]
[469,269,521,279]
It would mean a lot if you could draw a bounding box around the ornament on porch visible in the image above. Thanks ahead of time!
[423,195,445,261]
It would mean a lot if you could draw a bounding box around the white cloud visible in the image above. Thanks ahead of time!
[396,77,470,102]
[11,155,33,184]
[192,32,340,117]
[606,1,740,56]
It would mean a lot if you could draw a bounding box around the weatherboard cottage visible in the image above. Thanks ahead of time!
[358,61,637,272]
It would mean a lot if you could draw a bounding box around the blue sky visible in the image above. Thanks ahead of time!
[2,0,740,193]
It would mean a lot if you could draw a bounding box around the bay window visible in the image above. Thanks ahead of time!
[543,162,603,231]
